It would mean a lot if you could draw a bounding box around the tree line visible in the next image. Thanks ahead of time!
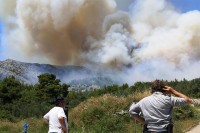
[0,73,200,121]
[68,78,200,109]
[0,73,69,121]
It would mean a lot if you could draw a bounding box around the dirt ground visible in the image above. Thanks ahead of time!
[186,122,200,133]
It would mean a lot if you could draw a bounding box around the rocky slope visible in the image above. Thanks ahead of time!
[0,59,117,90]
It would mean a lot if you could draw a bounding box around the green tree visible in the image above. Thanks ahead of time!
[0,76,22,104]
[35,73,69,103]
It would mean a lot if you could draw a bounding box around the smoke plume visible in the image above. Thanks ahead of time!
[1,0,200,84]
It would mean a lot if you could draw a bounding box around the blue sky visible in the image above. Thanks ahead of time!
[0,21,2,37]
[0,21,2,36]
[169,0,200,12]
[115,0,200,12]
[0,21,3,60]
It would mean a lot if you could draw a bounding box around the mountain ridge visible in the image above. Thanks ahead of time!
[0,59,117,90]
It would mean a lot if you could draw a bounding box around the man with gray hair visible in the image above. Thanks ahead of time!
[129,80,193,133]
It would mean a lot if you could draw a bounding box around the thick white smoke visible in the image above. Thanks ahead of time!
[1,0,119,65]
[126,0,200,82]
[1,0,200,84]
[0,0,16,20]
[85,11,134,68]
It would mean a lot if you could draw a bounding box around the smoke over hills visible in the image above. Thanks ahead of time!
[1,0,200,84]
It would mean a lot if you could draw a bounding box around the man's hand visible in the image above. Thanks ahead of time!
[163,86,174,94]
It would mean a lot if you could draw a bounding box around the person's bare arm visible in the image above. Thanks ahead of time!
[132,114,145,125]
[59,117,67,133]
[164,86,192,103]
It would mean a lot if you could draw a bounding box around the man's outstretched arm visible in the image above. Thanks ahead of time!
[164,86,193,103]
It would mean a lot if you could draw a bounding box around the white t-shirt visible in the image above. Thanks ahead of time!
[43,107,68,133]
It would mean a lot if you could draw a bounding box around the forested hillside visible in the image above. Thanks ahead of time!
[0,74,200,132]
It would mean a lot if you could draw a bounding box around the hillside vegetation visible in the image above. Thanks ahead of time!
[0,74,200,132]
[69,91,200,133]
[0,73,69,121]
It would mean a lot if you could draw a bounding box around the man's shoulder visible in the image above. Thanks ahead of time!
[141,93,170,101]
[143,95,154,99]
[152,92,172,98]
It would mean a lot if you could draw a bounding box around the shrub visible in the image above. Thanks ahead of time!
[80,106,105,126]
[173,105,198,120]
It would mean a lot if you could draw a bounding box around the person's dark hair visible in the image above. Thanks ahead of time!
[55,96,64,106]
[151,80,166,93]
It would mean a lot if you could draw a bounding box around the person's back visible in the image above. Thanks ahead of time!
[45,107,66,132]
[129,80,192,133]
[138,92,174,131]
[43,97,68,133]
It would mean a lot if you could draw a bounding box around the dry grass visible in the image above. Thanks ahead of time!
[69,90,200,133]
[0,120,22,133]
[126,90,151,104]
[0,118,48,133]
[174,119,199,133]
[69,94,128,126]
[69,90,151,129]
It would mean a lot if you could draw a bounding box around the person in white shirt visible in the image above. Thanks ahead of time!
[43,97,68,133]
